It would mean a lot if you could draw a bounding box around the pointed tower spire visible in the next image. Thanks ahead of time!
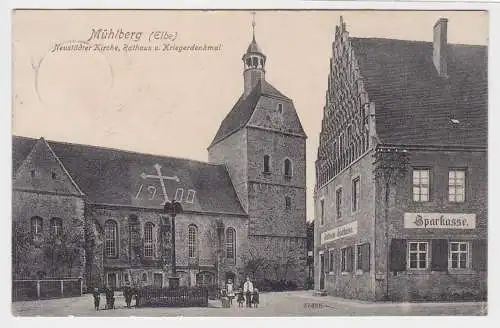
[251,11,256,41]
[242,11,266,96]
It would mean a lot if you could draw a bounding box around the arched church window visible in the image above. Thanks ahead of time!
[284,158,293,178]
[144,222,154,258]
[51,217,62,237]
[263,155,270,174]
[31,216,43,238]
[188,225,198,259]
[246,58,252,67]
[277,103,283,114]
[104,220,118,258]
[142,273,148,282]
[225,228,236,262]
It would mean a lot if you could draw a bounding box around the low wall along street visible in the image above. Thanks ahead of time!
[320,221,358,244]
[404,213,476,229]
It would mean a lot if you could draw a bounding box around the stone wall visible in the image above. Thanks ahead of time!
[313,151,376,298]
[374,148,488,301]
[208,128,248,211]
[86,205,249,288]
[12,191,86,282]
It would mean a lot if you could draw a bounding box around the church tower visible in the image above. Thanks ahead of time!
[242,19,266,96]
[208,15,308,284]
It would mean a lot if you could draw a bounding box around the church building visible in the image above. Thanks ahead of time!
[12,24,307,290]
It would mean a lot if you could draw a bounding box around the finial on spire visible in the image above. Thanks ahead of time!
[251,11,256,41]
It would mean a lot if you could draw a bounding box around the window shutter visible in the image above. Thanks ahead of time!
[362,243,370,272]
[346,246,354,272]
[390,239,407,272]
[324,252,329,272]
[431,239,448,271]
[472,239,487,271]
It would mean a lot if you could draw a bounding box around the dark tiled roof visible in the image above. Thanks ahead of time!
[209,79,291,147]
[246,37,264,55]
[12,136,247,216]
[350,37,487,147]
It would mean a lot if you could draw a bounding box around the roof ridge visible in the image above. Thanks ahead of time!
[208,79,263,147]
[14,135,222,167]
[349,36,487,48]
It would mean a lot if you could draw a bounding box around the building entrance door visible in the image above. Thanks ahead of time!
[108,273,117,289]
[153,273,163,288]
[319,253,325,290]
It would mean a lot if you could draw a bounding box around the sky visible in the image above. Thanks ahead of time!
[11,10,488,221]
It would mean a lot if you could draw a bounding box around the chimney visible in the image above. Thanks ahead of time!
[433,18,448,77]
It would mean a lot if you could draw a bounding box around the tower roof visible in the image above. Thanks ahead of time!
[208,80,306,148]
[246,38,264,56]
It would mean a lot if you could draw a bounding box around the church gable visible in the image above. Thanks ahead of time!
[13,138,83,196]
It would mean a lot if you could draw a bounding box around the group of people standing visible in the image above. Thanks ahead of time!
[221,277,259,308]
[92,284,139,310]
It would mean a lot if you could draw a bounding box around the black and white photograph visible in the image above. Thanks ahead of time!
[8,7,489,317]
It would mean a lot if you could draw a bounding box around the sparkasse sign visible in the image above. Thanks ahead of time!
[320,221,358,244]
[404,213,476,229]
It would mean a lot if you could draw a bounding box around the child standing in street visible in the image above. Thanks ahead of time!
[92,287,101,311]
[251,288,259,308]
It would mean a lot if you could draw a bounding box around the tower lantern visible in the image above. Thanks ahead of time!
[242,12,266,96]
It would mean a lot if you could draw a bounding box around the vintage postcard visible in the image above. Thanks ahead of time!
[10,9,488,317]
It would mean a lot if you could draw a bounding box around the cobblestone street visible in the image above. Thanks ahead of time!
[11,291,487,317]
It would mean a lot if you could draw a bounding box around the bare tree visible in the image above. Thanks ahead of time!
[12,222,34,278]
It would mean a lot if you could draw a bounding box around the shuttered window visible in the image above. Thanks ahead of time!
[341,246,354,272]
[449,241,469,269]
[408,241,428,269]
[356,243,370,272]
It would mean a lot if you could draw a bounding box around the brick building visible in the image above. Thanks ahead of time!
[314,17,487,301]
[12,29,307,290]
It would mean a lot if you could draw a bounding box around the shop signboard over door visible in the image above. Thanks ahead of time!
[320,221,358,244]
[404,213,476,229]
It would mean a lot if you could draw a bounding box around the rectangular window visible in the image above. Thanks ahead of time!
[408,241,428,269]
[320,199,325,225]
[449,241,469,269]
[341,248,347,272]
[352,177,360,212]
[186,190,196,203]
[336,188,343,219]
[341,247,353,273]
[449,169,466,202]
[328,250,334,272]
[174,188,184,202]
[356,244,363,271]
[263,155,270,173]
[356,243,371,272]
[413,169,430,202]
